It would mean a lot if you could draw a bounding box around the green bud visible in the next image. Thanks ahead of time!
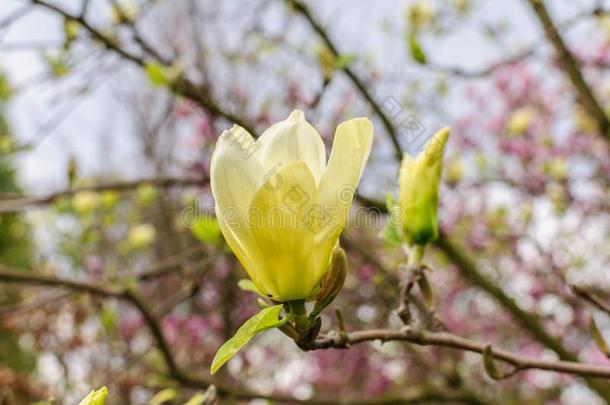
[78,387,107,405]
[398,127,450,245]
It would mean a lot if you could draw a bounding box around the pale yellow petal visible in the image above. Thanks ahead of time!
[422,126,450,167]
[211,125,264,213]
[247,161,321,301]
[211,125,273,295]
[257,110,326,183]
[315,117,374,243]
[398,127,450,245]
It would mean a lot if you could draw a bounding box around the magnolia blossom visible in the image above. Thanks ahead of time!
[398,127,450,245]
[211,110,373,301]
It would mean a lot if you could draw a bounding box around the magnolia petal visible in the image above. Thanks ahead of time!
[211,125,274,295]
[247,161,320,301]
[257,110,326,183]
[211,125,265,213]
[422,127,450,167]
[315,117,373,243]
[398,127,450,245]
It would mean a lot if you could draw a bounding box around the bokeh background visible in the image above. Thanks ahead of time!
[0,0,609,404]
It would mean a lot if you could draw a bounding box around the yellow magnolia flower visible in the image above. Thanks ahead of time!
[127,224,156,250]
[72,191,99,214]
[506,107,535,135]
[398,127,450,246]
[211,110,373,302]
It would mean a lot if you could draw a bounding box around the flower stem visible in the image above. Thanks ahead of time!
[408,244,425,269]
[288,299,309,331]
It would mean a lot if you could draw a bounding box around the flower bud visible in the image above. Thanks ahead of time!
[506,107,535,135]
[316,247,347,304]
[211,110,372,301]
[398,127,450,246]
[309,247,348,319]
[72,191,99,214]
[127,224,156,250]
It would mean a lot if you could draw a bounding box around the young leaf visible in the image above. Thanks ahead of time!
[407,32,427,64]
[380,221,402,246]
[144,62,169,87]
[78,387,108,405]
[149,388,177,405]
[482,345,502,380]
[335,53,357,70]
[589,316,610,357]
[182,386,217,405]
[380,192,403,246]
[237,279,264,296]
[210,304,288,374]
[191,215,222,245]
[183,394,205,405]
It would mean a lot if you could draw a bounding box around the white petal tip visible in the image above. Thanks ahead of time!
[288,109,305,121]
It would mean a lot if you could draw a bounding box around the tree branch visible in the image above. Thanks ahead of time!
[0,267,479,405]
[354,196,610,399]
[572,285,610,316]
[28,0,257,135]
[300,326,610,379]
[426,7,603,79]
[0,175,206,213]
[435,235,610,399]
[287,0,403,160]
[526,0,610,141]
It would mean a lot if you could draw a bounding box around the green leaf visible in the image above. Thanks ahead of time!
[380,221,402,246]
[183,393,205,405]
[590,316,610,357]
[380,193,402,246]
[144,62,170,87]
[334,53,357,70]
[148,388,177,405]
[408,32,427,64]
[78,387,108,405]
[210,304,288,374]
[238,279,264,296]
[182,386,217,405]
[45,53,69,77]
[100,304,116,333]
[191,215,222,245]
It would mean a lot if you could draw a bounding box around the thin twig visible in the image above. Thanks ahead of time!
[572,285,610,316]
[287,0,403,160]
[300,326,610,379]
[28,0,256,135]
[0,267,480,405]
[526,0,610,140]
[0,175,207,213]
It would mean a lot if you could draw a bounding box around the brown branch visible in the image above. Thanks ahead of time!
[0,175,207,213]
[136,245,208,281]
[426,7,601,79]
[572,285,610,316]
[287,0,403,160]
[300,326,610,379]
[0,267,480,405]
[353,197,610,399]
[435,235,610,400]
[28,0,257,135]
[527,0,610,140]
